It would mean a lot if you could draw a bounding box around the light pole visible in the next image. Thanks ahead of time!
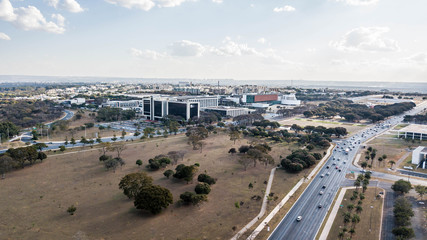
[369,205,373,232]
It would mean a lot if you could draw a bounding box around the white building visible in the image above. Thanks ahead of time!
[397,124,427,140]
[412,146,427,169]
[281,94,301,106]
[179,96,219,108]
[203,106,253,117]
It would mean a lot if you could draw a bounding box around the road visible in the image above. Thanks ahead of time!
[268,101,427,240]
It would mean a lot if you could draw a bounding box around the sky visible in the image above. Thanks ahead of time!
[0,0,426,82]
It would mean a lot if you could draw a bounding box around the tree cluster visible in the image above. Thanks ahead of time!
[280,149,318,173]
[404,112,427,124]
[179,173,215,205]
[0,121,20,141]
[392,196,415,239]
[119,172,173,214]
[303,100,415,123]
[147,155,171,170]
[232,113,264,126]
[96,107,136,122]
[0,100,63,128]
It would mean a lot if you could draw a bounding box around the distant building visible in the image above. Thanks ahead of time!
[397,124,427,140]
[203,106,253,117]
[280,94,301,106]
[173,87,200,95]
[176,96,218,108]
[140,97,200,121]
[243,94,278,103]
[412,146,427,169]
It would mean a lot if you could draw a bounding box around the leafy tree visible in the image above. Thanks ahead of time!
[361,161,368,169]
[195,182,211,194]
[134,185,173,214]
[229,130,240,144]
[238,145,250,154]
[415,185,426,200]
[147,155,171,170]
[104,157,125,172]
[394,196,414,227]
[70,137,76,146]
[0,155,13,179]
[179,191,207,205]
[186,127,208,150]
[119,172,153,199]
[163,169,174,179]
[37,152,47,162]
[228,148,236,155]
[59,145,66,152]
[389,160,396,169]
[136,159,142,167]
[0,121,20,140]
[173,164,198,183]
[392,226,415,239]
[198,173,216,185]
[356,205,363,213]
[392,179,412,194]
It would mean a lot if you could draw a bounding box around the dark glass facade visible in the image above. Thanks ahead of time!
[154,101,162,117]
[168,102,187,119]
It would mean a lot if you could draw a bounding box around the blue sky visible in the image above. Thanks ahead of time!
[0,0,426,82]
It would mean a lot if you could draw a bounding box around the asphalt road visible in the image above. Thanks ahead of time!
[398,170,427,179]
[268,101,427,240]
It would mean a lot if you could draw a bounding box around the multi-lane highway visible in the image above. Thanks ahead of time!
[268,101,427,240]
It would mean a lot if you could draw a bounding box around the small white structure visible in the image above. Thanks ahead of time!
[412,146,427,169]
[281,94,301,106]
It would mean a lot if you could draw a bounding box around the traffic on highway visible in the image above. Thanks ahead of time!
[268,101,427,240]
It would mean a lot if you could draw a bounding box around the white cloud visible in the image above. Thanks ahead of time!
[273,5,295,12]
[258,37,266,44]
[46,0,84,13]
[133,37,286,64]
[52,13,65,27]
[0,0,66,34]
[105,0,194,11]
[407,52,427,65]
[0,32,11,40]
[331,27,399,52]
[131,48,166,60]
[170,40,206,57]
[212,0,223,3]
[0,0,17,21]
[105,0,156,11]
[335,0,379,6]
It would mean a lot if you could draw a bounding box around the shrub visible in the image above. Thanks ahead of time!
[179,192,207,205]
[197,173,216,185]
[67,205,77,215]
[195,183,211,194]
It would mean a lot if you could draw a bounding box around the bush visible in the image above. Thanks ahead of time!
[67,205,77,215]
[163,169,174,179]
[197,173,216,185]
[195,182,211,194]
[99,154,110,162]
[179,192,207,205]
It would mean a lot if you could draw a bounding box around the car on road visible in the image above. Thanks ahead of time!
[335,166,339,169]
[332,163,336,165]
[319,191,324,195]
[318,204,323,209]
[296,216,302,222]
[326,172,330,176]
[320,174,324,178]
[322,185,326,189]
[338,169,342,172]
[326,166,330,169]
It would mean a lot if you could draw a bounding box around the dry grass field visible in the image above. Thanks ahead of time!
[0,132,319,240]
[279,118,367,135]
[326,187,383,240]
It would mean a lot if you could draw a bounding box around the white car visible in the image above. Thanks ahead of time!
[296,216,302,221]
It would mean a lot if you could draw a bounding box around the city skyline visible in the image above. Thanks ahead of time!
[1,0,427,82]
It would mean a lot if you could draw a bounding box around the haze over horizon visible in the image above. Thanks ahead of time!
[1,0,427,82]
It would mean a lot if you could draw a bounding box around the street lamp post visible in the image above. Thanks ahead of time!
[369,205,373,232]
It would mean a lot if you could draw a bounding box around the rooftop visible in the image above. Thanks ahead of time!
[399,124,427,135]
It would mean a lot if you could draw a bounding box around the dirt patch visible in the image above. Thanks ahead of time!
[0,133,307,240]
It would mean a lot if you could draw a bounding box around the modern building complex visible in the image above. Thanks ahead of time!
[176,96,219,108]
[397,124,427,140]
[203,106,253,117]
[412,146,427,169]
[280,94,301,106]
